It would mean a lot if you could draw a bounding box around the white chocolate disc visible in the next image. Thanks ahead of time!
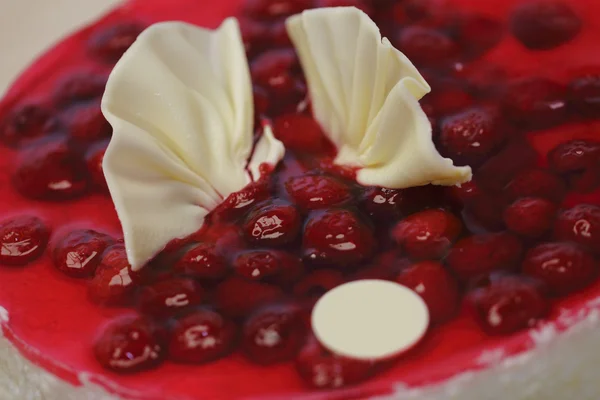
[311,279,430,360]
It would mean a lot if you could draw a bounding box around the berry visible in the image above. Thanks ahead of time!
[269,21,293,47]
[446,180,482,205]
[439,107,505,165]
[0,216,49,266]
[510,1,581,50]
[457,14,504,57]
[362,187,406,221]
[253,85,270,118]
[425,86,474,116]
[296,337,376,389]
[0,104,50,146]
[214,277,283,317]
[233,250,284,281]
[94,316,164,373]
[505,168,566,203]
[503,197,557,238]
[242,303,306,364]
[250,49,302,99]
[548,140,600,193]
[303,209,375,268]
[502,77,568,130]
[523,242,598,295]
[138,278,204,318]
[244,0,314,19]
[86,143,109,191]
[243,203,300,245]
[272,114,331,154]
[89,245,139,305]
[12,141,89,200]
[285,175,352,210]
[88,23,145,62]
[569,73,600,118]
[397,26,458,65]
[213,180,271,221]
[239,18,269,57]
[392,209,462,260]
[174,243,228,280]
[168,309,236,364]
[467,275,548,335]
[447,232,523,279]
[554,204,600,254]
[61,100,112,142]
[395,261,459,324]
[53,73,107,107]
[293,269,345,298]
[52,229,114,277]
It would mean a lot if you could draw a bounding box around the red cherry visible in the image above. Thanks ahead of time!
[242,303,306,364]
[94,316,164,373]
[89,245,139,305]
[293,269,345,298]
[505,168,566,204]
[52,229,114,277]
[445,180,482,206]
[503,198,558,238]
[168,309,236,364]
[250,49,302,99]
[466,275,548,335]
[0,104,50,146]
[214,277,283,317]
[362,187,407,221]
[272,114,331,154]
[396,261,459,324]
[238,18,269,57]
[303,209,375,268]
[502,78,568,130]
[86,143,109,191]
[174,243,228,280]
[61,100,112,142]
[509,1,581,50]
[12,141,89,200]
[244,0,314,19]
[456,14,504,57]
[138,278,204,318]
[569,73,600,118]
[212,179,271,221]
[447,232,523,279]
[285,175,352,210]
[53,73,107,107]
[243,203,300,245]
[88,22,145,62]
[253,85,270,119]
[547,140,600,193]
[295,337,376,389]
[0,216,49,266]
[233,250,283,281]
[392,209,462,260]
[396,26,458,66]
[439,107,505,165]
[523,242,597,295]
[269,21,293,47]
[425,86,474,116]
[554,204,600,254]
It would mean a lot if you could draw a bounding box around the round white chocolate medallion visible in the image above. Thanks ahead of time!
[312,279,430,360]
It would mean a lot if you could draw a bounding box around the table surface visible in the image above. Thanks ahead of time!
[0,0,122,95]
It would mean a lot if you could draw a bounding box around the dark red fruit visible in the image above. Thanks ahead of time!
[467,275,548,335]
[548,140,600,193]
[446,180,482,205]
[12,141,89,200]
[523,242,598,295]
[505,168,566,203]
[392,209,462,260]
[503,197,557,238]
[269,21,293,47]
[250,49,301,98]
[457,14,504,57]
[242,303,306,364]
[88,23,145,62]
[138,278,204,318]
[397,26,457,65]
[244,0,314,19]
[272,114,330,154]
[0,104,50,146]
[362,187,407,221]
[233,250,284,281]
[554,204,600,253]
[293,269,345,298]
[239,18,269,57]
[213,180,271,221]
[53,74,107,107]
[502,78,568,130]
[243,203,300,245]
[447,232,523,279]
[214,277,283,317]
[62,100,112,142]
[89,245,139,305]
[168,309,236,364]
[303,209,375,267]
[425,86,474,116]
[296,337,376,389]
[0,216,49,266]
[52,229,114,277]
[569,73,600,117]
[510,1,581,50]
[174,243,228,280]
[439,107,505,165]
[396,261,459,324]
[253,86,270,118]
[285,175,352,210]
[86,143,109,191]
[94,316,164,373]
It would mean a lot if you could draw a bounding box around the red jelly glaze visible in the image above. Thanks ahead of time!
[0,0,599,399]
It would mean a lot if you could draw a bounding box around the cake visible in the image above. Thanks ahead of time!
[1,0,600,399]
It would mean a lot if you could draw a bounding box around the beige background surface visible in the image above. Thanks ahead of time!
[0,0,122,94]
